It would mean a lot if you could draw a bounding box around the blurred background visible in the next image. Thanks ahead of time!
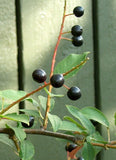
[0,0,116,159]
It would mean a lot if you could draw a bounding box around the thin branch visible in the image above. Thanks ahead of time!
[0,128,116,149]
[0,82,50,115]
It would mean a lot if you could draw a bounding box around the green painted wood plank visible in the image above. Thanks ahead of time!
[98,0,116,160]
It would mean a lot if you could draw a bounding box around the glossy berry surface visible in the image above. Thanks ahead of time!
[67,86,81,100]
[21,116,34,128]
[77,157,84,160]
[71,25,83,36]
[32,69,47,83]
[72,36,83,46]
[65,144,77,152]
[50,74,64,88]
[73,6,84,17]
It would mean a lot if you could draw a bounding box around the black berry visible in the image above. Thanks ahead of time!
[77,157,84,160]
[71,25,83,36]
[67,86,81,100]
[21,116,34,128]
[50,74,64,88]
[72,36,83,46]
[65,144,77,152]
[73,6,84,17]
[32,69,47,83]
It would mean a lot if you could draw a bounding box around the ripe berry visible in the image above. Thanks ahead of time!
[21,116,34,128]
[65,144,77,152]
[50,74,64,88]
[71,25,83,36]
[72,36,83,46]
[73,6,84,17]
[32,69,47,83]
[77,157,84,160]
[67,86,81,100]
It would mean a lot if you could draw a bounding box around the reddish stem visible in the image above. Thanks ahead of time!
[43,0,67,129]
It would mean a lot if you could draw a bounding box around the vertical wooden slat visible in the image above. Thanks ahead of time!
[98,0,116,160]
[0,0,19,159]
[15,0,25,110]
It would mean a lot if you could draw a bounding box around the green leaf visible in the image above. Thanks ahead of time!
[0,113,29,124]
[7,125,26,142]
[44,87,64,97]
[0,134,15,149]
[80,107,109,127]
[59,120,84,132]
[26,98,39,106]
[38,95,55,112]
[114,113,116,125]
[54,52,89,79]
[82,142,95,160]
[86,132,105,155]
[19,140,35,160]
[48,113,62,132]
[0,90,26,101]
[64,116,85,130]
[66,105,95,134]
[19,109,40,118]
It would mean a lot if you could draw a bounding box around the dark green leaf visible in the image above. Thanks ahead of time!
[54,52,89,79]
[48,113,62,132]
[19,140,35,160]
[66,105,95,134]
[82,142,95,160]
[80,107,109,127]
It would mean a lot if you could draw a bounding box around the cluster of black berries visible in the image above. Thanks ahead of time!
[65,143,84,160]
[32,69,81,101]
[71,6,84,47]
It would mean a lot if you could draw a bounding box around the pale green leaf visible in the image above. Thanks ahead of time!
[19,109,40,118]
[26,98,39,106]
[64,116,85,130]
[38,95,55,112]
[59,121,84,132]
[0,90,26,101]
[80,107,109,127]
[0,134,15,149]
[44,87,64,97]
[54,52,89,79]
[7,125,26,142]
[48,113,62,132]
[114,113,116,125]
[19,140,35,160]
[0,113,29,124]
[66,105,95,134]
[82,142,95,160]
